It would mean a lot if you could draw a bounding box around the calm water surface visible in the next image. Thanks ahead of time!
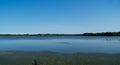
[0,36,120,53]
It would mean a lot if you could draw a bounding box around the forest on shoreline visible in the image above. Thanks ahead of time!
[0,32,120,36]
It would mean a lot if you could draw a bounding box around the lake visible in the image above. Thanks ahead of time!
[0,36,120,53]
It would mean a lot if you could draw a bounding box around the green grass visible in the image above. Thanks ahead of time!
[0,51,120,65]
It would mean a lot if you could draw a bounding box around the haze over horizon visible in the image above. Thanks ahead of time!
[0,0,120,34]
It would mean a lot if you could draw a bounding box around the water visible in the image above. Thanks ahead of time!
[0,36,120,53]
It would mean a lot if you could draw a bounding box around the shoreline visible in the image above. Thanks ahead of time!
[0,32,120,36]
[0,51,120,55]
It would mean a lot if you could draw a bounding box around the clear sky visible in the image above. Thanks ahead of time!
[0,0,120,34]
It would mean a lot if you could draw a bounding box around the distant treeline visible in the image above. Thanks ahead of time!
[0,32,120,36]
[0,34,82,36]
[83,32,120,36]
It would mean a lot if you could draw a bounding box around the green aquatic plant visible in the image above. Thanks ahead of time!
[32,60,38,65]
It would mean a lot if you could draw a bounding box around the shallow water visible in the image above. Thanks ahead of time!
[0,36,120,53]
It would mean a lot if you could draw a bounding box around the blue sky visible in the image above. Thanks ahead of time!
[0,0,120,34]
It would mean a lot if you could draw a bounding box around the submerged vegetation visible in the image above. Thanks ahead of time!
[0,32,120,36]
[0,51,120,65]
